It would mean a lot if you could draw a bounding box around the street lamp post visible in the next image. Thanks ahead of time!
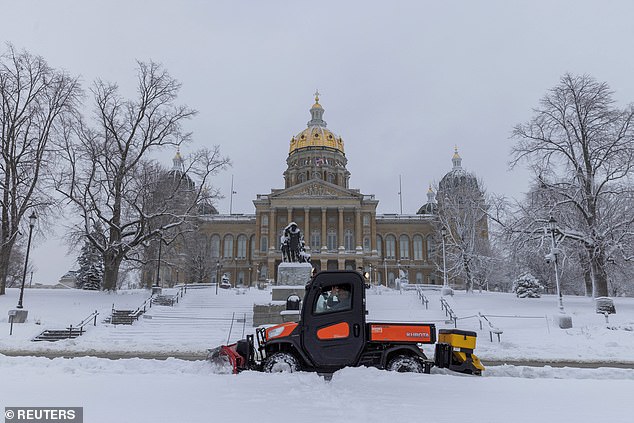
[215,261,221,295]
[383,258,387,288]
[154,237,162,288]
[440,226,453,296]
[17,211,37,309]
[547,216,573,328]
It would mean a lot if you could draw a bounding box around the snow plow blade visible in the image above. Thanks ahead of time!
[207,335,257,374]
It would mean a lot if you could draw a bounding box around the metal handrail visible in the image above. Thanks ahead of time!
[416,286,429,309]
[75,310,99,329]
[440,297,457,328]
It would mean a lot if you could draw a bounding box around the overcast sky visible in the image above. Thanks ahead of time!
[3,0,634,283]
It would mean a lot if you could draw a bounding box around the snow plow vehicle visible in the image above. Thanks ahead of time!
[209,270,484,375]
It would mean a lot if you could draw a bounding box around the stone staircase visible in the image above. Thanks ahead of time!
[32,327,84,342]
[109,310,137,325]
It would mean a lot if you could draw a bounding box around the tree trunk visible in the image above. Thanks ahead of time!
[463,256,473,293]
[591,250,609,298]
[102,251,123,291]
[578,250,593,297]
[0,240,16,295]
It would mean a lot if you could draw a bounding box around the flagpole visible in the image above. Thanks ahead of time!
[398,175,403,215]
[230,175,235,215]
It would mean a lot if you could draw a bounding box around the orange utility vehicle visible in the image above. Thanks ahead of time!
[209,270,484,375]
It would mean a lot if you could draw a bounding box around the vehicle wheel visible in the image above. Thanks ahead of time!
[387,355,424,373]
[263,352,300,373]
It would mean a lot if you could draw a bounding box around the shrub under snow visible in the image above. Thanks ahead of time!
[512,272,543,298]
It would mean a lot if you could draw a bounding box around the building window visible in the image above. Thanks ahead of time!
[327,228,337,250]
[376,235,382,257]
[261,214,268,226]
[413,235,423,260]
[298,173,306,183]
[363,214,370,226]
[327,173,335,184]
[416,272,423,284]
[388,272,395,287]
[260,235,268,252]
[385,235,396,259]
[261,264,268,279]
[237,235,247,259]
[238,271,245,285]
[210,234,220,258]
[223,235,234,258]
[363,237,371,252]
[399,235,410,259]
[250,236,256,259]
[311,230,321,250]
[426,235,435,260]
[344,229,354,251]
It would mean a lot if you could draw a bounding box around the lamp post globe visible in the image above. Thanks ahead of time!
[17,211,37,309]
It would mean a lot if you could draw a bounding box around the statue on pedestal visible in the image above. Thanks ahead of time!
[281,222,310,263]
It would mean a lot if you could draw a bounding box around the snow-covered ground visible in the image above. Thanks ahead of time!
[1,285,633,422]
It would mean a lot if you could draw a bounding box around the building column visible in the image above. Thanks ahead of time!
[338,207,344,249]
[321,207,327,249]
[269,208,277,252]
[304,207,310,248]
[371,212,377,253]
[355,207,362,249]
[287,207,293,225]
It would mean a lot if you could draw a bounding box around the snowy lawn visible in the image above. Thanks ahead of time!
[1,286,634,364]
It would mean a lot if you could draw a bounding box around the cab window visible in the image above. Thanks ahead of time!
[313,284,352,314]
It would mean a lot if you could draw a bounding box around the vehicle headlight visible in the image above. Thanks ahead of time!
[267,326,285,340]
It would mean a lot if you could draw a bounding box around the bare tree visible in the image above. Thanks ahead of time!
[56,61,229,291]
[0,45,81,295]
[436,177,491,293]
[511,74,634,297]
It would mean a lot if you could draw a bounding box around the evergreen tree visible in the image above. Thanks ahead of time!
[77,236,104,290]
[512,272,543,298]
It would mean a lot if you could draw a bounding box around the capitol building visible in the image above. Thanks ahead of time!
[150,94,485,288]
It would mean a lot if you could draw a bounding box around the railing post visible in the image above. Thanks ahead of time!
[9,315,14,336]
[69,324,73,338]
[94,310,98,326]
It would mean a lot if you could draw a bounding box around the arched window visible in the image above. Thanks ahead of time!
[363,237,371,252]
[237,235,247,259]
[426,235,435,260]
[413,235,423,260]
[223,235,234,258]
[250,236,256,259]
[298,173,306,183]
[311,229,321,250]
[260,236,268,252]
[327,173,336,184]
[261,214,269,226]
[399,235,410,259]
[344,229,354,251]
[327,228,337,250]
[385,235,396,259]
[210,235,220,258]
[376,235,382,257]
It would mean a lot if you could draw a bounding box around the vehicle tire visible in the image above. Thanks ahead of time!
[387,355,424,373]
[263,352,300,373]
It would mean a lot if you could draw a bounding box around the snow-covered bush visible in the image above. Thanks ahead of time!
[512,272,543,298]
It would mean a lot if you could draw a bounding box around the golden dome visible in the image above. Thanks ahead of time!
[289,127,344,154]
[289,93,345,155]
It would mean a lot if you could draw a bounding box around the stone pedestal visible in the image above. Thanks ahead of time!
[277,262,312,286]
[8,309,28,323]
[252,262,312,326]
